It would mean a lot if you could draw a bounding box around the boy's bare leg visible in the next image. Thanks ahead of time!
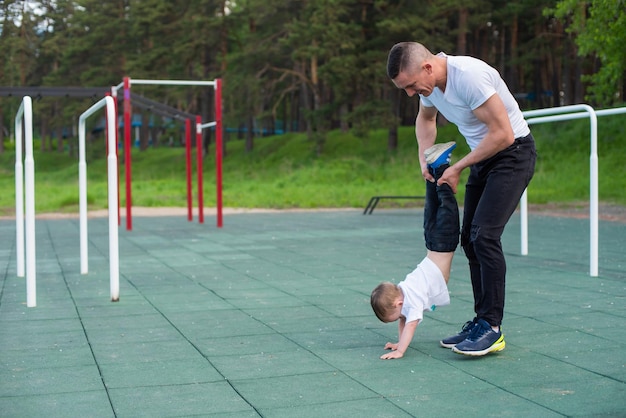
[422,142,459,283]
[427,250,454,283]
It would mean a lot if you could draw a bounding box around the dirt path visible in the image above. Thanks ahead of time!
[2,203,625,223]
[528,203,626,223]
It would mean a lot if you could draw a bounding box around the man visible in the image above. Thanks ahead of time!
[386,42,536,356]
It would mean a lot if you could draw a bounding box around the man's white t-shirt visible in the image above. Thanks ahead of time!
[419,53,530,150]
[397,257,450,324]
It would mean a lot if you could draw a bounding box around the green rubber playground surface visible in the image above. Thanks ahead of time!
[1,209,625,417]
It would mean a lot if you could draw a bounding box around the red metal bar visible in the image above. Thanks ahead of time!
[185,119,192,221]
[123,77,132,230]
[215,79,223,228]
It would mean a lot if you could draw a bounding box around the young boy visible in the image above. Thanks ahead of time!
[370,141,459,359]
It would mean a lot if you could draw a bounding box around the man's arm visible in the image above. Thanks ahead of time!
[415,105,439,182]
[381,318,419,360]
[438,93,515,192]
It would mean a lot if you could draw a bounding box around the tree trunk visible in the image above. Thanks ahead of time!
[56,101,64,153]
[388,125,398,152]
[140,113,150,150]
[457,7,468,55]
[340,104,349,132]
[508,14,521,100]
[562,43,573,105]
[298,62,312,137]
[574,56,584,104]
[552,19,563,106]
[40,116,48,152]
[245,114,253,153]
[200,90,212,157]
[56,125,64,153]
[150,125,159,148]
[220,0,228,72]
[388,88,400,151]
[622,70,626,104]
[574,2,587,104]
[0,103,4,154]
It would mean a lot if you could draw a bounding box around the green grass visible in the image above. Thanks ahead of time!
[1,115,625,216]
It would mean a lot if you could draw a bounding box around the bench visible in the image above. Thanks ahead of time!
[363,195,425,215]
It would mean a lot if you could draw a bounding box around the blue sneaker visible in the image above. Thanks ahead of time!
[439,320,477,348]
[425,141,456,169]
[452,318,505,356]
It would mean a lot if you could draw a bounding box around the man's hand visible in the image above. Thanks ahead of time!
[437,165,460,193]
[422,166,435,183]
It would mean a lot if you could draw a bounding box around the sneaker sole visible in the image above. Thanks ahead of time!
[439,321,477,349]
[452,336,506,357]
[424,141,456,166]
[424,141,456,159]
[439,341,458,349]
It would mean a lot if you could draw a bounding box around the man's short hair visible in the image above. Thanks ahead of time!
[386,42,407,79]
[387,42,431,80]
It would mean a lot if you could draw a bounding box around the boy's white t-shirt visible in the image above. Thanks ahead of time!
[397,257,450,324]
[419,53,530,150]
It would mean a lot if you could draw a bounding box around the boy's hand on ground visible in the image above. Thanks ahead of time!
[381,342,404,359]
[383,342,398,350]
[380,350,404,360]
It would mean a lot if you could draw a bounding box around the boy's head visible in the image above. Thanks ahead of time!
[370,282,403,323]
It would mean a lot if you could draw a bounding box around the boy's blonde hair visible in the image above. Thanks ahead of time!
[370,282,401,322]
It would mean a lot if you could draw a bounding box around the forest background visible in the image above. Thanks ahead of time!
[1,0,625,152]
[0,0,625,213]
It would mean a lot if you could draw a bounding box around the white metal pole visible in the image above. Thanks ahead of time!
[520,189,528,256]
[15,101,25,278]
[78,97,121,301]
[111,87,121,227]
[596,107,626,117]
[78,112,88,274]
[589,107,626,276]
[522,104,598,277]
[22,97,36,307]
[199,121,216,129]
[589,110,599,277]
[105,96,120,301]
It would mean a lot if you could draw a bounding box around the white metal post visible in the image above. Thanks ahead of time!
[15,103,25,278]
[78,96,120,301]
[78,107,89,274]
[105,97,120,301]
[522,104,598,276]
[24,98,36,307]
[14,96,36,306]
[520,189,528,255]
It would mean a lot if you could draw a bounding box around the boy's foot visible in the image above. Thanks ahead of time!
[439,320,476,348]
[452,319,506,356]
[425,141,456,169]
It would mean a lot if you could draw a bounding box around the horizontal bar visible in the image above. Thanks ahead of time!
[200,121,217,129]
[526,112,590,125]
[130,79,216,87]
